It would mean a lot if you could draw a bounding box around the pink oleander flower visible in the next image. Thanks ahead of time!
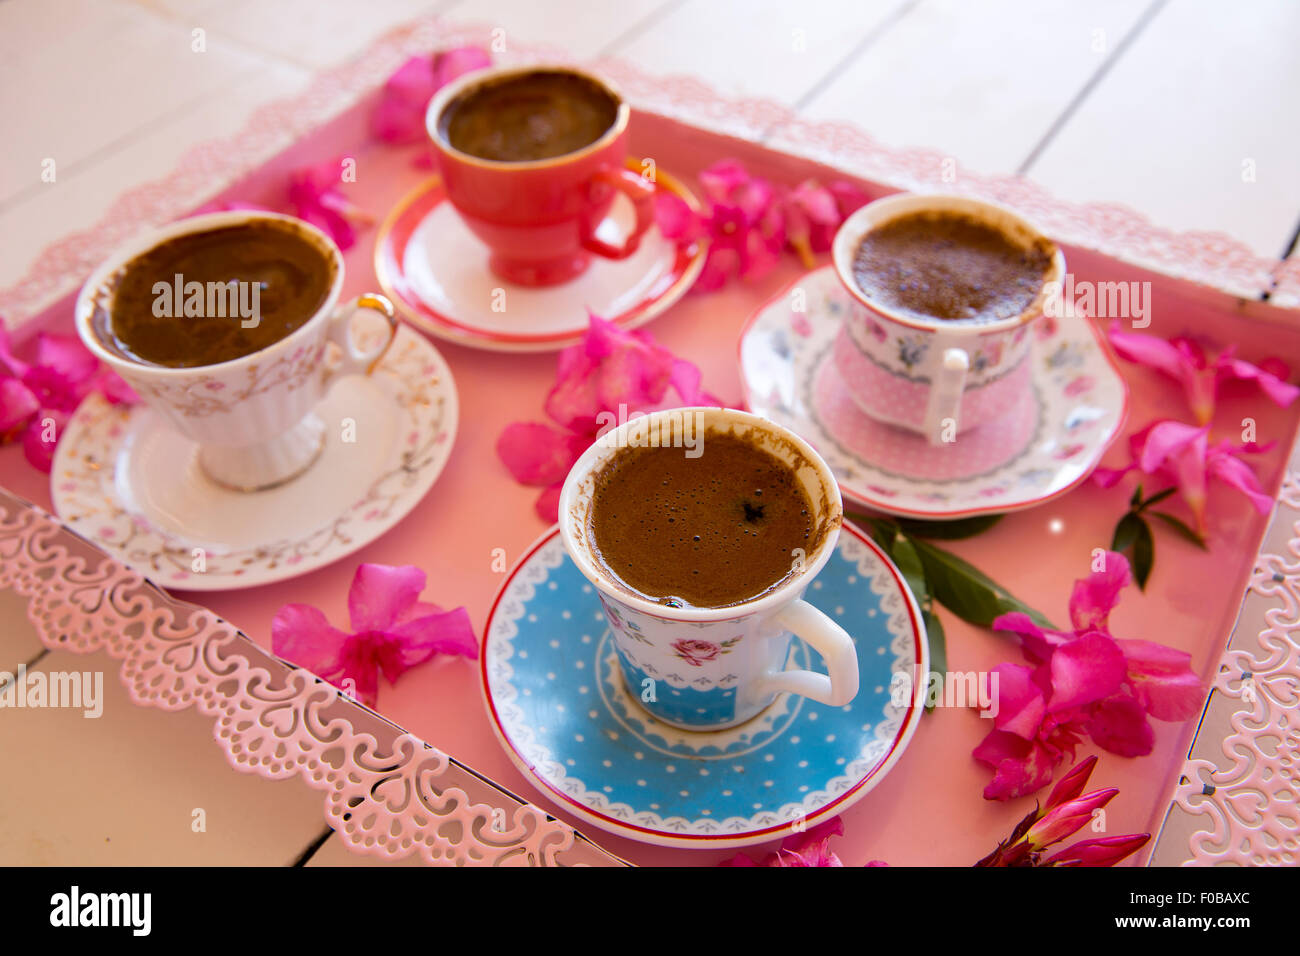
[496,314,720,522]
[271,563,477,707]
[720,816,851,867]
[370,47,492,145]
[784,179,869,269]
[1093,420,1274,536]
[975,552,1203,801]
[286,158,373,251]
[1107,322,1299,425]
[657,163,870,290]
[0,327,136,471]
[976,756,1150,866]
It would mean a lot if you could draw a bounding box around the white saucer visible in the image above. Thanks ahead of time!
[739,266,1129,519]
[374,168,705,352]
[50,327,457,590]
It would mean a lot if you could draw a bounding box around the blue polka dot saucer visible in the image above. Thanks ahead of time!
[480,522,927,849]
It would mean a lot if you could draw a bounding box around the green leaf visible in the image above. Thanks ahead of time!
[894,514,1004,540]
[908,537,1056,630]
[1112,511,1144,553]
[889,534,929,607]
[1129,483,1144,509]
[1149,511,1208,550]
[1130,515,1155,590]
[922,607,947,691]
[1137,486,1177,511]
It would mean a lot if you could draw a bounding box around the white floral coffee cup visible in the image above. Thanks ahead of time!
[830,194,1065,445]
[75,211,398,491]
[558,407,859,731]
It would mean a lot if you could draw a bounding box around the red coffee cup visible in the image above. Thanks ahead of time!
[426,64,655,287]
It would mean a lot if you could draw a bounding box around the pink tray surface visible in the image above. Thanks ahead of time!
[1,18,1296,867]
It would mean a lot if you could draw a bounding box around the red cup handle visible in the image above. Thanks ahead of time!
[580,166,655,260]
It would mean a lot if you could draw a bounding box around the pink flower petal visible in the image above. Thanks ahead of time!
[1085,693,1155,757]
[653,192,702,242]
[1026,788,1118,849]
[1116,639,1204,721]
[431,46,492,89]
[992,611,1070,664]
[987,662,1047,738]
[973,731,1063,801]
[1043,754,1098,810]
[1206,442,1275,515]
[1218,354,1300,409]
[0,377,39,431]
[271,603,349,676]
[535,483,563,523]
[1045,832,1149,867]
[544,316,675,432]
[389,606,479,669]
[496,422,586,486]
[21,410,66,472]
[1068,550,1132,632]
[1049,633,1128,710]
[348,563,426,632]
[33,333,97,385]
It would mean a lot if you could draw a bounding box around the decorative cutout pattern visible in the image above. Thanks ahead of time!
[0,491,611,867]
[1170,472,1300,866]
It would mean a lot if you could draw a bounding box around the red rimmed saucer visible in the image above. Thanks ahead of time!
[739,266,1129,520]
[374,162,705,353]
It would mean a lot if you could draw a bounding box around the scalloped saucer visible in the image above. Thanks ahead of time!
[480,522,926,850]
[50,327,457,591]
[374,164,706,353]
[739,266,1129,519]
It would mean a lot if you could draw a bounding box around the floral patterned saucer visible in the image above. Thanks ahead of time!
[373,164,706,353]
[481,523,926,849]
[739,266,1129,519]
[50,327,457,590]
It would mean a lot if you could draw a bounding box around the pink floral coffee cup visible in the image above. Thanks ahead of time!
[75,211,398,491]
[559,407,859,731]
[830,194,1065,445]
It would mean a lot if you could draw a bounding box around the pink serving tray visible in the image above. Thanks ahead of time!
[2,18,1296,867]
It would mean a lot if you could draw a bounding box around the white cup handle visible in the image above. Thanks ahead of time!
[324,293,398,384]
[923,347,969,445]
[756,600,859,706]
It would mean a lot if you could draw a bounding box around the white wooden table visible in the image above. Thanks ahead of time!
[1,0,1297,300]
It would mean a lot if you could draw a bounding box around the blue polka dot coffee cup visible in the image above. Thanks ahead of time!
[558,407,860,731]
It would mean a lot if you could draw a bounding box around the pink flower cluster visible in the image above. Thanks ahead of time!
[198,157,373,253]
[0,327,136,471]
[720,816,885,867]
[975,551,1203,801]
[655,160,869,291]
[976,756,1149,866]
[370,47,492,146]
[1097,323,1298,533]
[272,563,477,708]
[496,314,720,522]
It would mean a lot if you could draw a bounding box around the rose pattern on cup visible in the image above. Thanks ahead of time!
[671,636,740,667]
[560,407,858,731]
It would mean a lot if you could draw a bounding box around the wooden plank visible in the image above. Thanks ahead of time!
[797,0,1150,175]
[1025,0,1300,257]
[0,0,271,208]
[440,0,678,58]
[616,0,917,104]
[0,62,311,292]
